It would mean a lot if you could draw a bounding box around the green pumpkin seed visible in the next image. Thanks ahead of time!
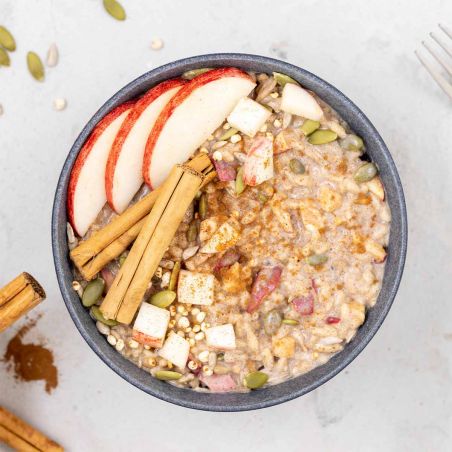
[289,158,305,174]
[27,51,45,81]
[354,162,378,183]
[273,72,299,87]
[257,193,268,204]
[245,371,268,389]
[168,261,181,291]
[282,318,299,325]
[198,193,207,220]
[300,119,320,136]
[306,253,328,266]
[263,309,282,335]
[82,278,105,307]
[155,370,182,381]
[219,127,238,141]
[0,26,16,51]
[308,129,337,145]
[339,134,364,152]
[235,167,245,195]
[0,48,10,67]
[150,290,176,309]
[182,68,212,80]
[90,306,118,326]
[187,220,198,242]
[103,0,126,20]
[119,251,128,267]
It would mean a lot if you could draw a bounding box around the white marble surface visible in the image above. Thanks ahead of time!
[1,0,451,450]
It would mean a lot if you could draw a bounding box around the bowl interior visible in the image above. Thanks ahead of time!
[52,53,407,411]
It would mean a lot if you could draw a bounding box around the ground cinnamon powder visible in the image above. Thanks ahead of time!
[3,317,58,394]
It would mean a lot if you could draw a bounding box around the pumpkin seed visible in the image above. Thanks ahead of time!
[273,72,299,87]
[306,253,328,266]
[354,162,378,183]
[300,119,320,136]
[289,158,305,174]
[282,318,299,325]
[119,251,128,267]
[90,306,118,326]
[0,26,16,51]
[263,309,282,335]
[244,371,268,389]
[181,68,212,80]
[220,127,238,141]
[187,220,198,242]
[168,261,181,291]
[198,193,207,219]
[82,278,105,307]
[103,0,126,20]
[0,48,10,67]
[308,129,337,145]
[257,193,268,204]
[27,52,44,81]
[155,370,182,381]
[150,290,176,308]
[235,167,245,195]
[339,134,364,152]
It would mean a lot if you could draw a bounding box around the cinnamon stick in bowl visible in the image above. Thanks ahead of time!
[70,153,216,281]
[0,273,46,333]
[100,153,214,324]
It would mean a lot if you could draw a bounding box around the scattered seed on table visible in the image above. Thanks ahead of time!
[151,38,164,50]
[46,43,59,67]
[53,98,67,111]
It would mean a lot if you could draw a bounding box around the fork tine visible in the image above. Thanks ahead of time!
[422,40,452,76]
[438,24,452,40]
[429,31,452,58]
[415,50,452,99]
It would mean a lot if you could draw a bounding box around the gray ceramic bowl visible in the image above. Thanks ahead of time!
[52,53,407,411]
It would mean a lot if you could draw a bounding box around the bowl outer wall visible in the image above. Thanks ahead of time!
[52,53,407,412]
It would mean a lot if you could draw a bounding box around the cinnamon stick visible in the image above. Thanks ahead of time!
[0,273,46,333]
[70,155,216,281]
[0,406,63,451]
[101,154,214,324]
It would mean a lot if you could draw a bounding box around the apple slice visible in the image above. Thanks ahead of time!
[67,102,134,237]
[105,79,185,213]
[143,67,256,188]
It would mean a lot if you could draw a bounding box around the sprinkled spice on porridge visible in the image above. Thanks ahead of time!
[67,68,390,392]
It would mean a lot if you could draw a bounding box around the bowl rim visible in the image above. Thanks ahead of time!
[52,53,407,411]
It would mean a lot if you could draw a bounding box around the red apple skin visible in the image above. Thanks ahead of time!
[67,101,135,236]
[105,79,186,212]
[142,67,254,188]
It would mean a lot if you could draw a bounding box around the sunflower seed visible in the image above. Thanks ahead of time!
[46,43,59,67]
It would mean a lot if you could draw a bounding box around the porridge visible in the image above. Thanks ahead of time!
[67,67,390,392]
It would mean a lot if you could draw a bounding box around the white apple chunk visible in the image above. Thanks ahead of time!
[200,218,241,254]
[158,332,190,368]
[132,302,170,348]
[205,324,236,350]
[177,270,215,306]
[105,80,185,213]
[243,136,274,186]
[67,102,133,237]
[143,68,256,188]
[227,97,271,137]
[280,83,324,121]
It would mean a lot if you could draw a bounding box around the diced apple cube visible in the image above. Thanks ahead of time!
[243,136,274,186]
[280,83,323,121]
[177,270,215,305]
[133,303,170,348]
[205,324,236,350]
[200,218,241,254]
[158,332,190,368]
[227,97,271,137]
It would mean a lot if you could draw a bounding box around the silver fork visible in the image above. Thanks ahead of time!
[415,24,452,99]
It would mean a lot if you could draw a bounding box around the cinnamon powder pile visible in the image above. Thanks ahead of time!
[2,317,58,393]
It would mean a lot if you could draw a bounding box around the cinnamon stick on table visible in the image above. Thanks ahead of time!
[100,153,214,324]
[70,154,216,281]
[0,406,63,451]
[0,273,46,333]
